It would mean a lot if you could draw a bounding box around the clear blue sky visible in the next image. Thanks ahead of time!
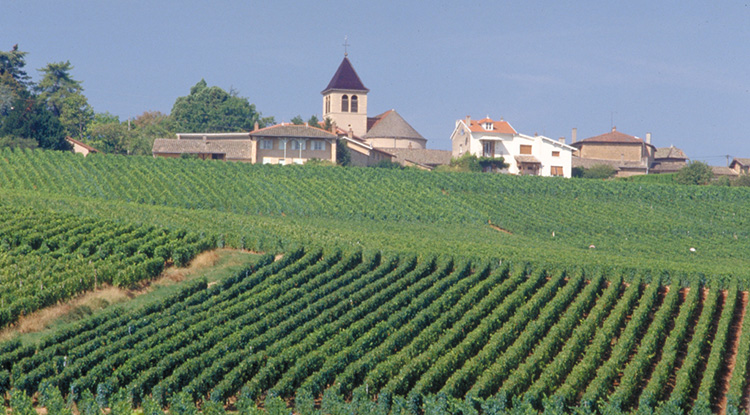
[5,1,749,162]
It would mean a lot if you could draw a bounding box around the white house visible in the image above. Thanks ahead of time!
[450,116,575,177]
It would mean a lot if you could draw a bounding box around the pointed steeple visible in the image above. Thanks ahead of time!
[322,57,369,94]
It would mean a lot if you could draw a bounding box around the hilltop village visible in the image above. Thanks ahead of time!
[142,54,748,181]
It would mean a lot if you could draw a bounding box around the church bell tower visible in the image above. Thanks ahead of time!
[322,53,369,137]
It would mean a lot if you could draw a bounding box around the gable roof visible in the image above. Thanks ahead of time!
[654,146,688,160]
[381,148,452,166]
[730,158,750,168]
[322,56,369,94]
[364,110,425,141]
[467,117,517,135]
[65,137,99,153]
[573,127,655,149]
[250,123,338,139]
[152,138,252,159]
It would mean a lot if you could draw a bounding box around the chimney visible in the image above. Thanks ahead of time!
[612,126,617,132]
[558,137,566,144]
[646,132,652,144]
[253,121,259,131]
[571,128,577,143]
[331,121,337,133]
[348,126,353,138]
[465,115,471,125]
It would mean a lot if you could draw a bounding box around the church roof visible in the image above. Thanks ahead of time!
[364,110,425,141]
[322,56,369,93]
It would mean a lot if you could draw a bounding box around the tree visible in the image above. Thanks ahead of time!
[171,79,273,132]
[290,115,305,125]
[322,117,334,132]
[0,45,32,115]
[576,164,617,179]
[675,161,713,185]
[307,114,320,128]
[36,61,94,138]
[336,138,351,166]
[85,112,133,155]
[0,95,68,150]
[0,44,32,91]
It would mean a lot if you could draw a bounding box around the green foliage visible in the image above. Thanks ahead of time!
[371,159,405,169]
[0,95,68,150]
[0,135,38,149]
[675,161,713,185]
[290,115,305,125]
[336,138,351,166]
[9,388,36,415]
[0,44,31,91]
[447,152,482,172]
[732,174,750,187]
[35,61,94,139]
[171,79,272,133]
[576,164,617,179]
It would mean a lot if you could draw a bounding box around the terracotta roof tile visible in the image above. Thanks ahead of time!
[468,118,516,134]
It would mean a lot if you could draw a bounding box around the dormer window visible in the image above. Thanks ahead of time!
[483,122,493,131]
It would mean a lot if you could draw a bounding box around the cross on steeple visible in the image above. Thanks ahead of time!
[343,35,350,57]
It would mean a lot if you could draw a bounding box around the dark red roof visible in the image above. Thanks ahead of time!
[322,57,369,93]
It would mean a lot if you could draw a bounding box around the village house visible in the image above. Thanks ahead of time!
[570,127,656,177]
[66,136,99,156]
[152,123,339,165]
[729,158,750,175]
[449,116,575,177]
[650,145,689,173]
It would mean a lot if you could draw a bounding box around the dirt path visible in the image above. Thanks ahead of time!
[716,291,748,414]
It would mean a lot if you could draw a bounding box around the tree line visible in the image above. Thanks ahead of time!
[0,45,292,156]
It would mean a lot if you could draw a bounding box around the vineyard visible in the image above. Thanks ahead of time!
[1,148,749,280]
[1,148,750,414]
[1,248,749,414]
[0,206,214,329]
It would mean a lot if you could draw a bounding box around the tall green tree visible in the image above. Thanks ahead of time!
[0,44,32,91]
[0,44,31,115]
[0,95,68,150]
[36,61,94,139]
[171,79,273,132]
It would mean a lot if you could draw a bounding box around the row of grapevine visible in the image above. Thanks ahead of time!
[1,147,749,282]
[1,246,748,413]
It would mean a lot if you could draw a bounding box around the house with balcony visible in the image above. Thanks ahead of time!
[449,116,575,177]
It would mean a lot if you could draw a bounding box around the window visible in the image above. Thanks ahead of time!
[482,141,494,157]
[351,95,358,112]
[325,96,331,114]
[312,140,325,151]
[483,122,493,130]
[520,144,532,155]
[290,140,306,150]
[279,140,286,150]
[552,151,560,157]
[260,140,273,150]
[551,166,564,176]
[341,95,349,112]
